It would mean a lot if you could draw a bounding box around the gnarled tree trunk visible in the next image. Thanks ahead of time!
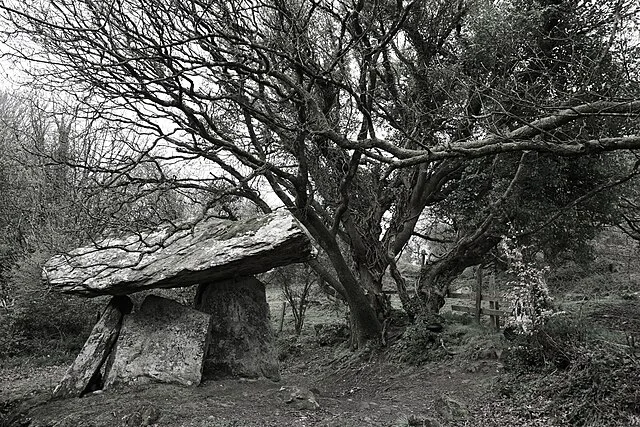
[416,235,501,319]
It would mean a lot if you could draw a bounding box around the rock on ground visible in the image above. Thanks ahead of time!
[52,295,133,399]
[435,393,469,421]
[104,295,211,388]
[195,277,280,381]
[278,386,320,410]
[42,211,315,296]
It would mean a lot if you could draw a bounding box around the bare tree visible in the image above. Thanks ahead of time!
[265,264,318,335]
[2,0,640,346]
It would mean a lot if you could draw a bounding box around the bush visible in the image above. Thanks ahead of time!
[556,344,640,426]
[504,312,587,370]
[0,250,100,358]
[500,237,555,335]
[392,319,506,365]
[503,311,640,425]
[505,342,640,426]
[392,319,448,365]
[314,322,349,347]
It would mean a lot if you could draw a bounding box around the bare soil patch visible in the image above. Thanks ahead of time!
[4,295,638,426]
[2,337,508,427]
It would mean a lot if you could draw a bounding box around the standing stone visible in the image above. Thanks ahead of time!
[195,277,280,381]
[52,295,133,399]
[104,295,211,388]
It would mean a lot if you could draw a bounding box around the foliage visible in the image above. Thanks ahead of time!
[392,315,508,368]
[0,92,192,358]
[313,323,350,347]
[550,344,639,426]
[502,275,640,426]
[0,95,99,358]
[435,153,630,268]
[2,0,640,346]
[504,314,640,426]
[505,312,586,370]
[499,237,556,335]
[412,0,640,315]
[392,318,448,365]
[512,154,629,264]
[0,249,100,358]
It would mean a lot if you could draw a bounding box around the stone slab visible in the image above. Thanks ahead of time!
[195,277,280,381]
[52,296,132,399]
[42,211,315,296]
[104,295,211,388]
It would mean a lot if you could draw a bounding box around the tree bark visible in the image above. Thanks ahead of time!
[297,209,382,348]
[416,235,500,318]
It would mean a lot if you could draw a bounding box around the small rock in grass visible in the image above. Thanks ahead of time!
[435,394,468,421]
[278,386,320,410]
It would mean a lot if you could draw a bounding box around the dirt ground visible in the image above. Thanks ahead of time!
[1,339,510,427]
[2,296,638,427]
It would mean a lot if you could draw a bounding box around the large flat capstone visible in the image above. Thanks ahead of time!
[42,211,314,296]
[104,295,211,388]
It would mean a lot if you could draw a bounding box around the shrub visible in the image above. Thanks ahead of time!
[314,322,349,347]
[505,340,640,426]
[392,318,449,365]
[499,237,555,335]
[502,308,640,425]
[504,312,587,370]
[0,250,100,358]
[556,343,640,426]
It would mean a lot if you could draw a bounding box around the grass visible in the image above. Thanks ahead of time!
[265,284,348,337]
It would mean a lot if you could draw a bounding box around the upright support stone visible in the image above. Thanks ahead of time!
[195,277,280,381]
[104,295,211,388]
[52,295,133,399]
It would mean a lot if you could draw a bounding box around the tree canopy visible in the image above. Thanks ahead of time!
[1,0,640,346]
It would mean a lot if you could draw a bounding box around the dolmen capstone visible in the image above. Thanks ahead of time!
[45,211,314,398]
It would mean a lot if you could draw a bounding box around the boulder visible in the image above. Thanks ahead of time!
[52,296,133,399]
[195,277,280,381]
[42,211,314,296]
[104,295,211,388]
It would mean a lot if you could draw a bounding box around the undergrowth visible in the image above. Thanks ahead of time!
[504,313,640,426]
[0,250,100,360]
[391,319,448,365]
[393,316,504,365]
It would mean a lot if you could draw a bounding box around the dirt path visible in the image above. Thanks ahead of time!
[2,342,508,427]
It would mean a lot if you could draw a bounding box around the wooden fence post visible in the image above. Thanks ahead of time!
[279,301,287,333]
[489,263,500,330]
[489,300,501,330]
[475,266,483,324]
